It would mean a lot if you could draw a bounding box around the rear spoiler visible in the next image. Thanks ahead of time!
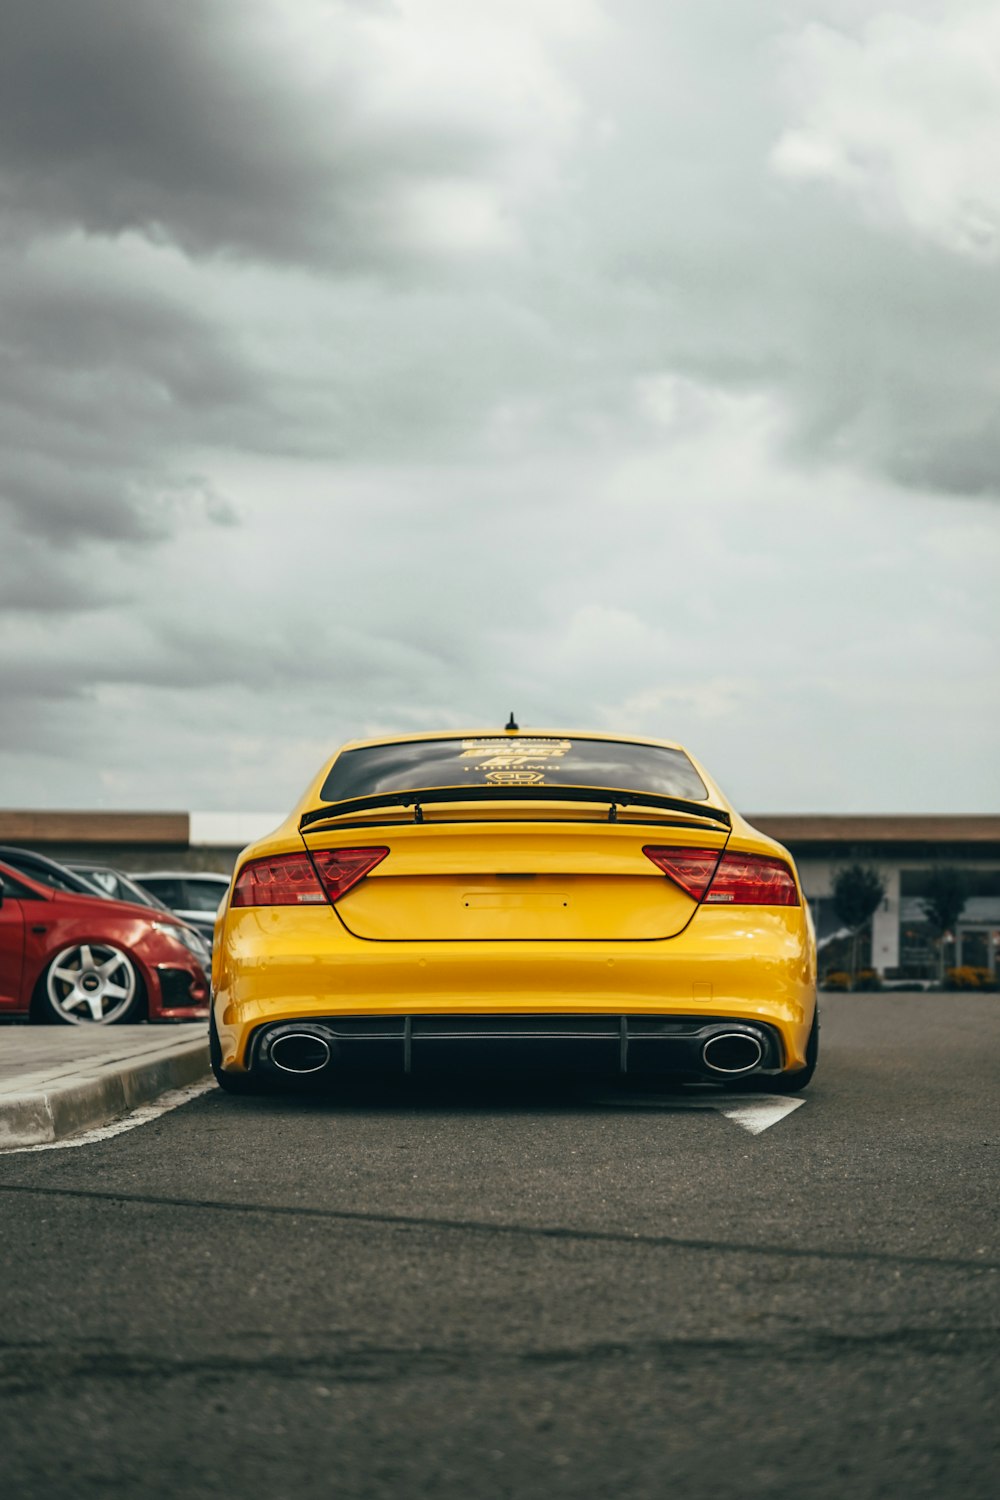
[299,784,732,831]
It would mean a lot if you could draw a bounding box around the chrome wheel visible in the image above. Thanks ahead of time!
[44,943,140,1025]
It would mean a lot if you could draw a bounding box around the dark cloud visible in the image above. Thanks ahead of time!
[0,540,105,613]
[0,656,88,704]
[0,245,266,563]
[0,0,510,267]
[0,273,254,407]
[0,606,473,771]
[0,0,334,261]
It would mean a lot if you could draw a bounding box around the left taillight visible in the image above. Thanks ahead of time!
[310,847,389,903]
[231,848,389,907]
[643,845,799,906]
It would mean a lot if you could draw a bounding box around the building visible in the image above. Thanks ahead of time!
[759,816,1000,980]
[2,810,998,981]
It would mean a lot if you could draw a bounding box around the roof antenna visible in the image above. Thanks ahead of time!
[504,712,519,732]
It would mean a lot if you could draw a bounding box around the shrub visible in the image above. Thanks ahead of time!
[831,864,885,983]
[944,966,997,991]
[854,969,883,991]
[822,970,852,991]
[832,865,885,933]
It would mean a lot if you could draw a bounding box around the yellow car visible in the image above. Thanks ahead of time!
[210,728,818,1094]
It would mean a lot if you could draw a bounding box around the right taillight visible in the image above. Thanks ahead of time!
[703,851,799,906]
[644,845,799,906]
[642,847,723,900]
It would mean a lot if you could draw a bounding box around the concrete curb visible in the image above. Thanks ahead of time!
[0,1036,210,1150]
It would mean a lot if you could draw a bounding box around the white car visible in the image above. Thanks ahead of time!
[128,871,231,949]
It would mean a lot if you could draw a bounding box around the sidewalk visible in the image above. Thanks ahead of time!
[0,1024,210,1149]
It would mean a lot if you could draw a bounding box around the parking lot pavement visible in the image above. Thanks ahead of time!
[0,1024,208,1148]
[0,994,997,1500]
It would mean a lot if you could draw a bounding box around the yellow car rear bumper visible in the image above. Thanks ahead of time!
[213,905,816,1074]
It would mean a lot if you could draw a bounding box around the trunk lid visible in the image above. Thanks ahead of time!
[301,818,730,941]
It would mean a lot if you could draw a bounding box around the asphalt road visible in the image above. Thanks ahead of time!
[1,994,998,1500]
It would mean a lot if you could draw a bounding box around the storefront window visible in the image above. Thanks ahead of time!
[898,868,1000,980]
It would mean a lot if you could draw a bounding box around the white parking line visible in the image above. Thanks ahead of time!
[3,1080,805,1155]
[718,1095,805,1134]
[1,1079,216,1155]
[597,1092,806,1133]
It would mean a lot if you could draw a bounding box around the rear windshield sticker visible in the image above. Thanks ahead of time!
[459,738,571,785]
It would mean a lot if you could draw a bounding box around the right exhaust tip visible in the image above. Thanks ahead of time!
[702,1031,764,1076]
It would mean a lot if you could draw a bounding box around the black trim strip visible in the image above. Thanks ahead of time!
[246,1014,784,1075]
[299,784,731,831]
[297,814,730,836]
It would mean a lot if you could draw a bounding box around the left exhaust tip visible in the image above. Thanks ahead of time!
[268,1031,333,1075]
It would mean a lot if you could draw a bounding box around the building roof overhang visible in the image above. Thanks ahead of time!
[748,814,1000,855]
[0,810,998,856]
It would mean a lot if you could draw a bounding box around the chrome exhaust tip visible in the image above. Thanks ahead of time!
[268,1031,333,1075]
[702,1031,764,1076]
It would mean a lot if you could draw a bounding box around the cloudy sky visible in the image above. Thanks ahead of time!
[1,0,998,815]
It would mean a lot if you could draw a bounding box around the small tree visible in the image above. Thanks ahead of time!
[919,866,969,981]
[832,864,886,982]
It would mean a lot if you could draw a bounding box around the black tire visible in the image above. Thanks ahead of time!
[766,1008,819,1093]
[38,942,146,1025]
[209,1006,267,1095]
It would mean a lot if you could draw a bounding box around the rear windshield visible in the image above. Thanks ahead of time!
[319,737,708,803]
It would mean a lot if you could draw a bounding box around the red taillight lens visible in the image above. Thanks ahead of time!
[704,852,799,906]
[310,847,389,903]
[232,853,326,907]
[643,846,723,900]
[643,846,799,905]
[232,847,389,907]
[232,852,389,906]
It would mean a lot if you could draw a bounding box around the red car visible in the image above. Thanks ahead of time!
[0,859,210,1024]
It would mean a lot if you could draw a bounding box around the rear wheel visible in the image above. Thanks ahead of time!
[765,1009,819,1093]
[209,1005,268,1095]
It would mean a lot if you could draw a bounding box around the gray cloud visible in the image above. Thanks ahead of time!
[0,0,532,268]
[4,0,997,505]
[552,2,1000,500]
[0,0,341,261]
[0,246,260,561]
